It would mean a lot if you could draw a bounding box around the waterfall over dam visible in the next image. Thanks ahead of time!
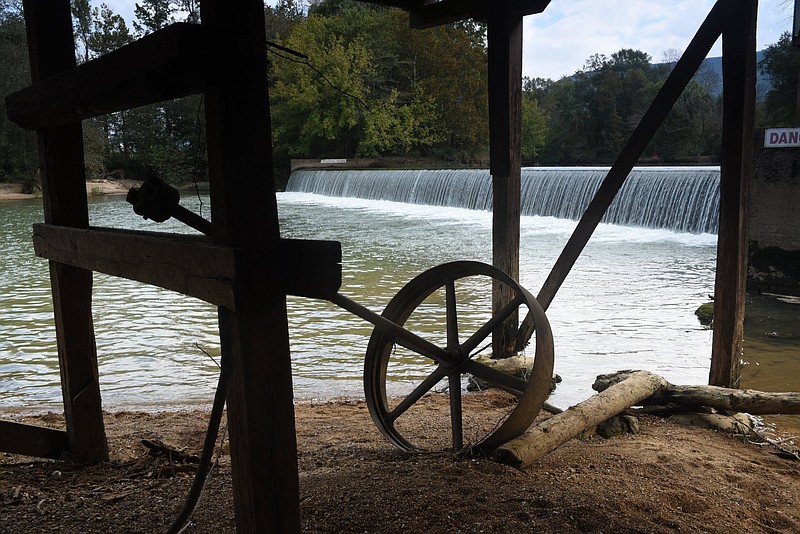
[286,167,720,234]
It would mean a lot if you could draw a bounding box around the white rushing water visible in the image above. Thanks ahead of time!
[287,166,721,234]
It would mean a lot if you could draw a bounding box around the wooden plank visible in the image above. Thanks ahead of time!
[22,0,108,464]
[410,0,549,28]
[0,421,69,459]
[6,23,227,130]
[32,224,239,308]
[487,9,523,358]
[278,239,342,300]
[32,225,343,306]
[201,0,301,530]
[514,0,728,351]
[710,0,757,388]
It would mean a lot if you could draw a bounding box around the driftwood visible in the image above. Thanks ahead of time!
[494,370,800,468]
[592,370,800,415]
[494,371,664,467]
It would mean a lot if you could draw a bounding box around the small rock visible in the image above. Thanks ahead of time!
[695,302,714,327]
[596,415,640,438]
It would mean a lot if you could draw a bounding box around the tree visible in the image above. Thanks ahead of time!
[89,3,133,56]
[72,0,92,62]
[0,1,38,185]
[270,13,371,159]
[133,0,173,36]
[760,32,800,126]
[520,96,547,162]
[265,0,305,42]
[358,88,444,157]
[538,49,669,164]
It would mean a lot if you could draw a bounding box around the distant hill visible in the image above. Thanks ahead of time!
[658,50,772,99]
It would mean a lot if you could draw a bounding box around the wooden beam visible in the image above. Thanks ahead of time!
[710,0,758,388]
[5,23,226,130]
[31,224,343,307]
[32,225,240,308]
[0,421,69,459]
[22,0,107,464]
[487,8,523,358]
[410,0,549,29]
[201,0,301,531]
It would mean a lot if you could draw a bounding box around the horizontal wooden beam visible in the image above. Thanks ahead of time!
[31,224,342,307]
[0,420,69,459]
[5,23,229,130]
[33,224,239,307]
[410,0,549,28]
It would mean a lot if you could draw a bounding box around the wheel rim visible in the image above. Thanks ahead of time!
[363,261,554,452]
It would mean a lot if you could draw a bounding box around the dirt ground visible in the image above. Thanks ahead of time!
[1,391,799,533]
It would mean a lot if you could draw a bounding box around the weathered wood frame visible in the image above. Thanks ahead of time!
[1,0,757,530]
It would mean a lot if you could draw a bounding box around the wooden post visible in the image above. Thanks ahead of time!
[487,6,523,358]
[201,1,300,531]
[22,0,107,463]
[710,0,757,388]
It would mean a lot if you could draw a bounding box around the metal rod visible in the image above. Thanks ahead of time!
[173,204,213,236]
[449,373,463,449]
[329,293,451,365]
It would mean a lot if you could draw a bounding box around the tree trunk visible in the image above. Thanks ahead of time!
[593,370,800,415]
[494,370,800,468]
[494,371,664,467]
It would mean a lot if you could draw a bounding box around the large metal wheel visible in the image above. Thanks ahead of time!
[364,261,554,452]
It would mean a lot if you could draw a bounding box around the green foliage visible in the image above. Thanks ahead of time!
[521,97,547,162]
[358,88,444,157]
[0,3,37,184]
[89,4,133,56]
[536,47,726,165]
[268,0,488,171]
[133,0,173,36]
[265,0,304,41]
[271,12,371,159]
[760,32,800,126]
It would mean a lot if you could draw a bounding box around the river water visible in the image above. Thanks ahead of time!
[0,192,798,436]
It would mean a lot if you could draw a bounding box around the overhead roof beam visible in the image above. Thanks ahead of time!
[409,0,549,29]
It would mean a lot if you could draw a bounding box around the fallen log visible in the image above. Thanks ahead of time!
[494,370,800,468]
[493,370,664,467]
[592,370,800,415]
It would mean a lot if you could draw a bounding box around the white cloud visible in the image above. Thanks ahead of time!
[522,0,791,80]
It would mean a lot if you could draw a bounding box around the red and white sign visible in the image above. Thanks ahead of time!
[764,128,800,148]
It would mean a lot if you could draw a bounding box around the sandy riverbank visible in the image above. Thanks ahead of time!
[1,392,799,533]
[0,179,135,201]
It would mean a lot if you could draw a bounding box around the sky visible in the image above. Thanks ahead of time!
[103,0,793,80]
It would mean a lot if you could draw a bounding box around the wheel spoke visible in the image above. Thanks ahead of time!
[461,293,525,355]
[448,373,463,449]
[460,359,527,395]
[446,279,459,349]
[388,366,448,423]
